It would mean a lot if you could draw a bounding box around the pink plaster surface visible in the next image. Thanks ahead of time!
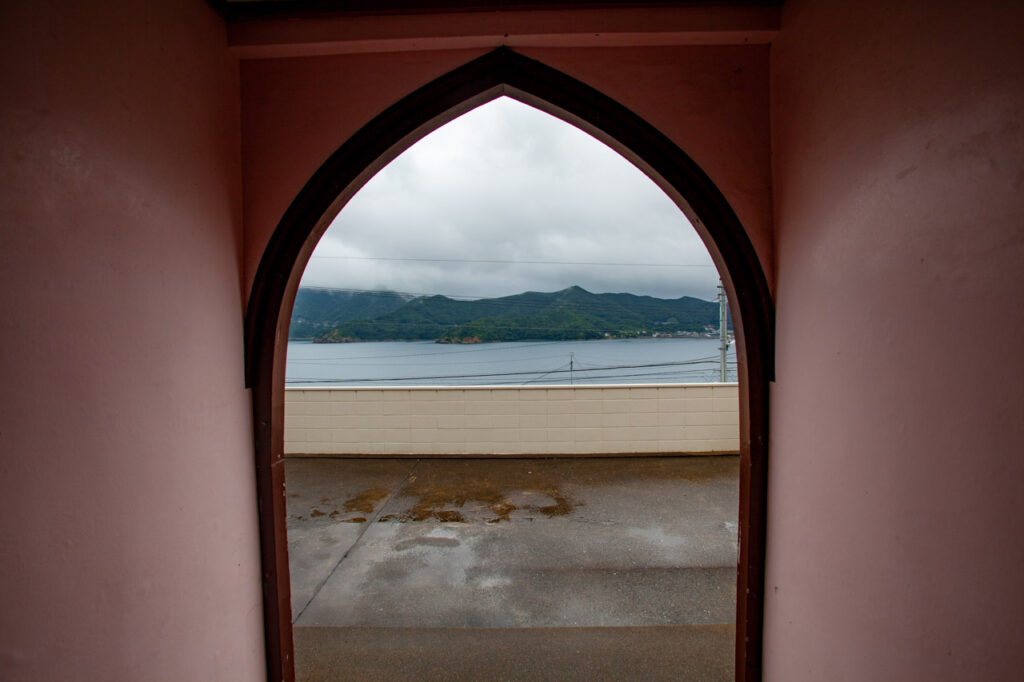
[5,1,1022,679]
[768,1,1024,679]
[240,48,492,297]
[0,1,264,679]
[226,5,779,58]
[520,45,774,287]
[239,44,774,300]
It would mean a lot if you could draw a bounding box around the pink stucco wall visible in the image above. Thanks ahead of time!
[767,1,1024,679]
[0,2,264,679]
[241,48,490,293]
[239,44,773,298]
[4,1,1021,679]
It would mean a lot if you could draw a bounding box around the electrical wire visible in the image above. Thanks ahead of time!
[286,339,572,362]
[294,285,720,309]
[307,255,716,268]
[285,356,736,385]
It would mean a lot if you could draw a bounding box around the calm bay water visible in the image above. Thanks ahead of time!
[286,337,737,387]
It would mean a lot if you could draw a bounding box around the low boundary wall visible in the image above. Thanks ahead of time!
[284,384,739,456]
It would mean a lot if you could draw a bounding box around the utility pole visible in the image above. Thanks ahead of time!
[718,280,728,382]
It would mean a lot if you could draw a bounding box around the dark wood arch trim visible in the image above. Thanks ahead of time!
[244,47,774,682]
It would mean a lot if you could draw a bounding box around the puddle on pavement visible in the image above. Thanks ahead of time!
[379,479,579,524]
[291,488,392,524]
[286,457,734,526]
[343,488,390,514]
[394,536,461,550]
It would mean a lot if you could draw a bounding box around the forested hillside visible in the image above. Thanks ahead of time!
[300,286,726,343]
[288,288,413,338]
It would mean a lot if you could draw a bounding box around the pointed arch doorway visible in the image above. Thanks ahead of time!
[245,48,774,682]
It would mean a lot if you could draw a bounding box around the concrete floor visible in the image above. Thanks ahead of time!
[285,456,739,680]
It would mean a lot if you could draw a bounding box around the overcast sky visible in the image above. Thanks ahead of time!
[300,96,721,301]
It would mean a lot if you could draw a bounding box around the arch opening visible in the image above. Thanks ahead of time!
[246,47,773,682]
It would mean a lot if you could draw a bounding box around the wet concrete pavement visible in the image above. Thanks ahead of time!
[285,456,738,680]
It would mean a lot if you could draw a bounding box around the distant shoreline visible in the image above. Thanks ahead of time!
[285,336,738,386]
[289,334,722,344]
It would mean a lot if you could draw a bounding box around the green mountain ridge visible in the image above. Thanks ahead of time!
[289,288,414,338]
[300,285,728,344]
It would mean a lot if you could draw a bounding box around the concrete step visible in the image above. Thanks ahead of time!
[294,624,735,681]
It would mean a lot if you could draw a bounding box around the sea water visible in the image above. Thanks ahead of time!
[286,337,737,386]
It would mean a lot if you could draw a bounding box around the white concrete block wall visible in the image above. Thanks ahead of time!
[284,384,739,456]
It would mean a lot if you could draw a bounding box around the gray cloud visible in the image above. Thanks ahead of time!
[300,97,720,301]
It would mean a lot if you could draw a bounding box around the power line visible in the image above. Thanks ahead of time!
[294,286,719,311]
[287,341,571,363]
[288,351,572,367]
[285,356,732,385]
[563,368,736,384]
[521,362,573,385]
[308,255,716,268]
